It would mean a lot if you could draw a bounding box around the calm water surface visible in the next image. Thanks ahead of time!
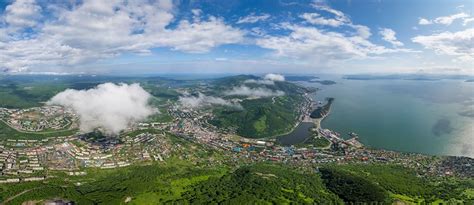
[277,122,314,145]
[303,78,474,158]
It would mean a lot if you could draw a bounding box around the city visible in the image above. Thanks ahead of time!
[1,89,472,185]
[0,0,473,203]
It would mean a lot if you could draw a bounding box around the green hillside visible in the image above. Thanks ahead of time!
[2,161,472,204]
[177,164,343,204]
[209,75,308,138]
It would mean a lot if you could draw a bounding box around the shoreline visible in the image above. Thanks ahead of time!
[312,97,332,129]
[263,92,315,141]
[275,97,333,145]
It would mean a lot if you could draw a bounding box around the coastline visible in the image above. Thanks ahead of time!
[275,97,333,145]
[265,92,315,141]
[312,98,332,129]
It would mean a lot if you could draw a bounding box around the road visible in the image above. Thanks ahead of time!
[1,188,39,205]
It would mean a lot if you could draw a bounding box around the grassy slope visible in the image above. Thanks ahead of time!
[0,83,68,108]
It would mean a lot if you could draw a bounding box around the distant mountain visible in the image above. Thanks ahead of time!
[344,74,473,81]
[285,75,319,82]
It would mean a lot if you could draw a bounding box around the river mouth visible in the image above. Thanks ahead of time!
[277,122,314,145]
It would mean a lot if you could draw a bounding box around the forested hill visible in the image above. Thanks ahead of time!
[208,75,309,138]
[175,163,474,204]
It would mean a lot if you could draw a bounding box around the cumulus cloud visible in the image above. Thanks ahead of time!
[419,12,471,26]
[157,16,244,53]
[434,12,469,25]
[463,18,474,26]
[237,13,270,24]
[226,85,284,98]
[47,83,156,135]
[264,73,285,81]
[418,18,433,25]
[412,28,474,61]
[256,3,414,64]
[0,0,244,72]
[243,79,275,85]
[179,92,241,109]
[256,24,413,63]
[244,73,285,85]
[379,28,404,47]
[351,24,372,39]
[4,0,42,30]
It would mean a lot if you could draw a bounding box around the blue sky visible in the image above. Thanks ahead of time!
[0,0,472,74]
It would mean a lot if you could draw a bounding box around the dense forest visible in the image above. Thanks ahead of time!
[1,162,473,204]
[177,164,343,204]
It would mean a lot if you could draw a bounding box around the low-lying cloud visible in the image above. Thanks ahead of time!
[179,93,241,109]
[47,83,156,135]
[264,73,285,81]
[244,73,285,85]
[226,85,285,98]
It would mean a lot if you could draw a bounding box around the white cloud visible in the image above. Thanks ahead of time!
[351,24,371,39]
[300,13,345,27]
[236,13,270,24]
[47,83,156,135]
[255,2,417,65]
[256,24,411,63]
[0,0,243,72]
[264,73,285,81]
[463,18,474,26]
[419,12,471,26]
[244,79,275,85]
[156,17,244,53]
[379,28,404,47]
[434,12,469,25]
[0,37,86,72]
[191,9,202,17]
[412,28,474,61]
[418,18,433,25]
[4,0,42,29]
[310,2,350,23]
[244,73,285,85]
[226,85,284,98]
[179,93,241,109]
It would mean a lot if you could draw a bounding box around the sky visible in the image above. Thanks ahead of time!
[0,0,472,75]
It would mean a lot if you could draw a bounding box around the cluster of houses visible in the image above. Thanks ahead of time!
[0,106,76,132]
[0,145,46,184]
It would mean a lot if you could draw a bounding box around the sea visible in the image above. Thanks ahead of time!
[297,77,474,158]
